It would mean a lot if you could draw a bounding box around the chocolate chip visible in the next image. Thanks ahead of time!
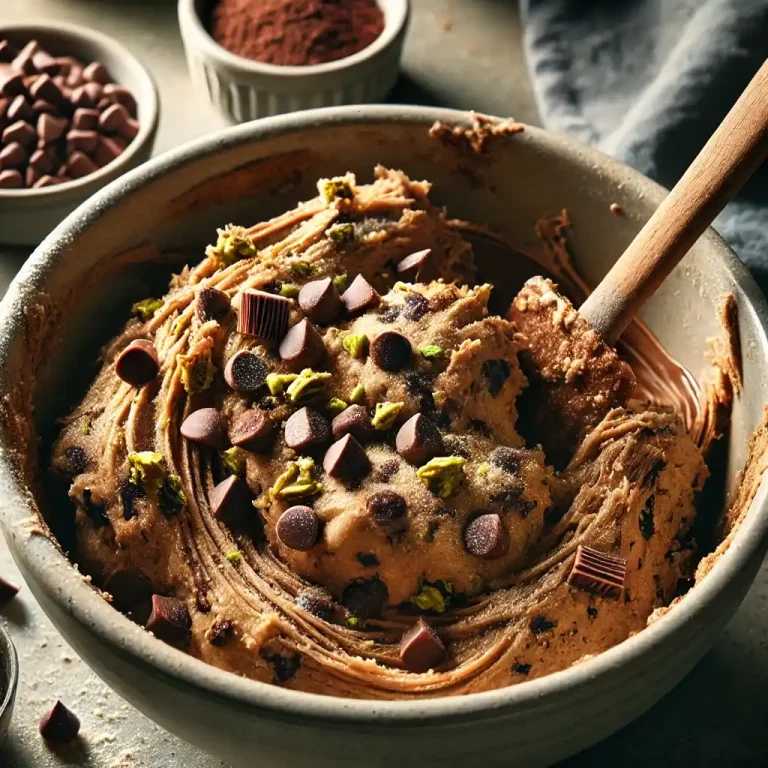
[0,576,20,606]
[513,660,532,675]
[295,586,334,621]
[37,113,67,142]
[207,619,234,646]
[3,119,36,148]
[115,339,159,386]
[82,61,109,84]
[530,615,556,634]
[342,576,388,619]
[6,94,34,123]
[196,285,230,322]
[119,480,144,520]
[276,505,320,550]
[567,545,627,599]
[119,118,140,140]
[92,135,124,167]
[66,128,99,153]
[401,292,430,321]
[482,359,511,397]
[33,174,67,188]
[66,150,99,178]
[370,331,411,372]
[395,413,443,464]
[62,445,88,474]
[229,409,275,453]
[103,570,152,612]
[399,618,446,672]
[260,649,301,683]
[180,408,228,449]
[224,350,268,392]
[28,147,54,173]
[282,404,330,451]
[99,102,129,132]
[0,142,27,169]
[0,169,22,188]
[356,552,379,567]
[397,249,436,282]
[103,83,137,116]
[340,274,380,314]
[0,65,24,97]
[298,277,342,324]
[146,595,191,647]
[32,50,59,75]
[31,99,57,115]
[210,476,252,524]
[72,106,99,130]
[323,434,370,482]
[489,446,524,474]
[39,700,80,743]
[279,318,326,369]
[238,290,290,340]
[11,41,38,74]
[464,513,509,559]
[29,74,63,103]
[366,490,407,531]
[0,41,16,64]
[331,404,373,442]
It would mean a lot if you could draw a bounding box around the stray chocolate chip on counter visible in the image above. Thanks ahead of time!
[39,700,80,743]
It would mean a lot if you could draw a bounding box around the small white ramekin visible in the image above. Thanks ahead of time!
[177,0,409,123]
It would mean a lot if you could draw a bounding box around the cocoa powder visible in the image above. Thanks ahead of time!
[210,0,385,67]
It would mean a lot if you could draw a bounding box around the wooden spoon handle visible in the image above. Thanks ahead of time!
[580,58,768,346]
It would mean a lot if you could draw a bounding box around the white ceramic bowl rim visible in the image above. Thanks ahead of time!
[2,105,768,726]
[0,623,17,720]
[0,20,160,200]
[179,0,409,77]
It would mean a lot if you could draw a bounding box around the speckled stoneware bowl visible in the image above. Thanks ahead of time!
[0,107,767,767]
[0,622,18,744]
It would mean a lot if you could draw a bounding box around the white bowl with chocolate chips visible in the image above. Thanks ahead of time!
[0,106,767,767]
[0,22,158,246]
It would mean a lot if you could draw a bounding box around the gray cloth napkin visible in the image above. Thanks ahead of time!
[521,0,768,291]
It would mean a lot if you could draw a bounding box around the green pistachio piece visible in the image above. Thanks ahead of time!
[290,261,314,278]
[266,373,298,396]
[416,456,466,498]
[477,462,490,477]
[320,178,354,204]
[159,474,186,514]
[270,457,323,500]
[80,417,92,436]
[371,401,404,431]
[128,452,166,489]
[280,283,300,298]
[226,550,242,564]
[327,222,354,245]
[131,298,163,322]
[346,616,359,628]
[333,274,349,292]
[326,398,348,416]
[410,580,454,614]
[349,383,366,405]
[171,314,191,337]
[286,368,332,405]
[207,229,258,267]
[221,447,246,476]
[177,349,216,393]
[419,345,444,361]
[342,333,369,359]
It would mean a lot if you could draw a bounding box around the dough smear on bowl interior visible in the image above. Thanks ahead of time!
[52,167,710,698]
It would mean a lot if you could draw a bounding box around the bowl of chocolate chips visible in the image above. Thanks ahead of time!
[0,22,158,246]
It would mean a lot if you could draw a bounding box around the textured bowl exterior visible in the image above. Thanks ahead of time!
[0,107,767,767]
[178,0,409,122]
[0,22,159,246]
[0,623,18,745]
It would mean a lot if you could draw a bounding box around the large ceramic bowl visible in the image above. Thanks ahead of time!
[0,106,767,767]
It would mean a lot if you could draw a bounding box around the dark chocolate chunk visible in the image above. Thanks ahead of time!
[6,94,34,123]
[396,249,436,282]
[340,274,380,314]
[399,618,446,673]
[11,41,38,74]
[210,476,252,523]
[28,147,54,173]
[37,112,67,142]
[103,83,137,115]
[295,586,334,621]
[366,490,407,531]
[0,576,20,606]
[229,409,275,453]
[66,128,99,153]
[224,350,268,393]
[512,660,532,675]
[640,495,655,539]
[99,102,129,132]
[103,570,152,612]
[67,150,99,178]
[370,331,412,372]
[72,106,100,130]
[120,480,145,520]
[401,292,430,321]
[3,119,36,148]
[259,649,301,683]
[342,576,388,619]
[146,595,191,647]
[279,318,326,369]
[238,290,290,340]
[356,552,379,567]
[489,446,525,474]
[31,99,57,115]
[39,700,80,743]
[284,407,330,452]
[0,64,24,97]
[119,118,140,140]
[530,615,556,634]
[180,408,228,449]
[196,285,230,322]
[276,505,320,551]
[463,513,509,559]
[323,434,370,482]
[395,413,443,464]
[62,445,88,474]
[207,618,234,646]
[567,545,627,599]
[92,136,123,167]
[0,142,27,169]
[82,61,109,84]
[0,169,22,188]
[482,359,511,397]
[29,74,63,103]
[331,404,373,442]
[114,339,159,386]
[298,277,342,324]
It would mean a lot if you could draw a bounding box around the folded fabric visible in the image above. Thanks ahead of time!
[522,0,768,291]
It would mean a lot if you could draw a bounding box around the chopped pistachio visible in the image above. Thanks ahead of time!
[477,462,490,477]
[349,383,366,405]
[327,222,354,245]
[131,297,163,322]
[221,447,246,476]
[290,261,314,278]
[128,452,165,489]
[80,417,92,436]
[177,349,216,393]
[286,368,332,405]
[346,616,359,628]
[266,372,298,396]
[372,401,404,431]
[259,395,280,410]
[159,474,186,514]
[416,456,466,498]
[320,178,354,204]
[326,397,348,417]
[226,550,242,564]
[207,228,258,267]
[342,333,369,359]
[410,580,454,614]
[419,345,444,361]
[171,314,191,337]
[280,283,300,298]
[333,274,349,292]
[270,457,323,500]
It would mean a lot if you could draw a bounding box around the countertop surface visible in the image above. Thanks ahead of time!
[0,1,766,766]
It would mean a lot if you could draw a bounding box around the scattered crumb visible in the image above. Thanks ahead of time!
[610,203,623,215]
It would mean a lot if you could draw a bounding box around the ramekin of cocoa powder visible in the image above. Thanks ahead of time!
[178,0,409,122]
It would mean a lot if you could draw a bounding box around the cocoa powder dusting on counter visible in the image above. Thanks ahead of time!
[210,0,385,66]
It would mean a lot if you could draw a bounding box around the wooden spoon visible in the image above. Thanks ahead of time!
[581,58,768,346]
